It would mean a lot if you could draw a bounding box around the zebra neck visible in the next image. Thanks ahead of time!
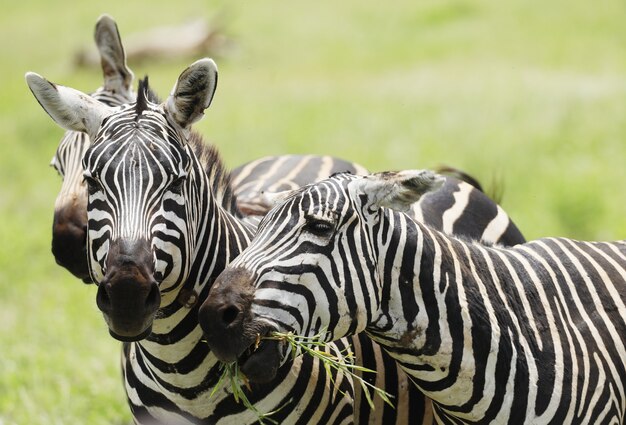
[370,214,626,422]
[149,154,252,338]
[368,214,503,415]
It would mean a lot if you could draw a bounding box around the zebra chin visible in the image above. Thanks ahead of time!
[236,328,285,384]
[98,296,159,342]
[107,324,153,342]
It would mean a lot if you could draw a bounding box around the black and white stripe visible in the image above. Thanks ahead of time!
[232,157,525,247]
[204,170,626,424]
[86,71,358,423]
[28,60,386,424]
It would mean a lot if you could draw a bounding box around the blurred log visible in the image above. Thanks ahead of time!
[74,17,232,67]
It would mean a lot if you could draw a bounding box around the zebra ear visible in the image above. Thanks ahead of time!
[95,14,134,94]
[353,170,445,213]
[25,72,113,139]
[165,58,218,129]
[260,190,292,207]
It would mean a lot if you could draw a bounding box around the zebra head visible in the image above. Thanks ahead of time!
[50,14,134,283]
[26,58,218,341]
[199,171,443,372]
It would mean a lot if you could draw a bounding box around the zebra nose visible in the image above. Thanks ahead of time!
[200,287,248,334]
[96,277,160,315]
[51,206,91,282]
[96,283,111,313]
[198,268,256,362]
[218,304,242,328]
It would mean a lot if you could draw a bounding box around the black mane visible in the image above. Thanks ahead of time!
[187,131,241,217]
[135,76,160,119]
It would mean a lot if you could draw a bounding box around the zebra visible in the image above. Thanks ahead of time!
[232,157,525,247]
[200,170,626,424]
[26,57,527,423]
[49,14,370,285]
[50,14,134,281]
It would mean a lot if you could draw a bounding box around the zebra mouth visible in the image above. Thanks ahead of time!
[237,329,283,384]
[108,325,153,342]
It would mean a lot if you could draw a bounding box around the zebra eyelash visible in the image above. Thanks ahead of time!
[303,215,336,237]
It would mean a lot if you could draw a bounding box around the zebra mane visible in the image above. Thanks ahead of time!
[187,131,241,217]
[135,76,160,119]
[435,165,505,205]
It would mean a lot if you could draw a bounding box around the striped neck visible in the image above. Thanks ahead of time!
[147,148,253,337]
[368,209,626,423]
[368,211,502,421]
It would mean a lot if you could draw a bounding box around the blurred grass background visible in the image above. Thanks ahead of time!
[1,0,625,423]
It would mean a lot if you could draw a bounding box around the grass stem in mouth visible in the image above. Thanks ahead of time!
[209,329,394,421]
[210,361,285,424]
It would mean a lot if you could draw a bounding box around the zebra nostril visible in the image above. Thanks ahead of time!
[220,305,241,328]
[96,284,111,313]
[145,283,160,312]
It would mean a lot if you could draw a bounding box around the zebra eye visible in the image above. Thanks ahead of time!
[83,174,100,190]
[303,217,335,237]
[169,176,186,192]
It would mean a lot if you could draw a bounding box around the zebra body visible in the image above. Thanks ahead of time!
[202,171,626,424]
[28,54,524,422]
[232,156,525,246]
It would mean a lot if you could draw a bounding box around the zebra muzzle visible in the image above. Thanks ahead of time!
[199,268,258,359]
[238,331,281,384]
[51,205,91,283]
[95,238,160,341]
[96,273,160,341]
[199,267,285,383]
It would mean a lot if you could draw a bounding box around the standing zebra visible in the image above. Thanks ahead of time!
[201,170,626,424]
[49,14,370,285]
[26,57,526,423]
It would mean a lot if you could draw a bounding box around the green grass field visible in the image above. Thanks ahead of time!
[1,1,625,423]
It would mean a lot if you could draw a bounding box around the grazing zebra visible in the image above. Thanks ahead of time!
[201,170,626,424]
[50,14,134,281]
[26,57,526,423]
